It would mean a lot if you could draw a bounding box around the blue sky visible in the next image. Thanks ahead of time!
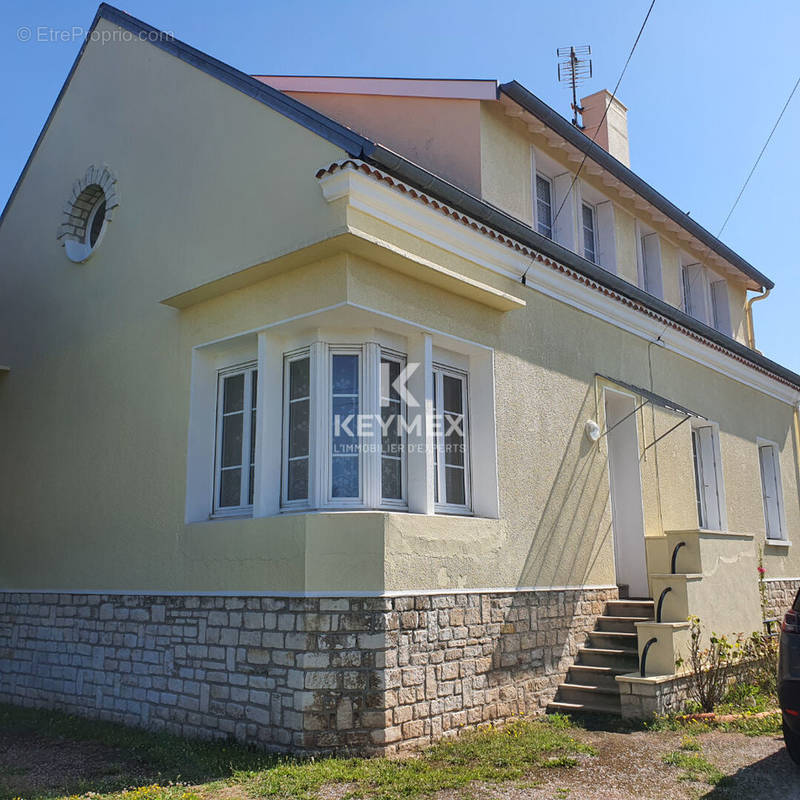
[2,0,798,371]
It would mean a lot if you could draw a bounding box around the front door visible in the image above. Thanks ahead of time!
[605,389,649,598]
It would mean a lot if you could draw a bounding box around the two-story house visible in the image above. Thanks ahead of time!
[1,4,799,751]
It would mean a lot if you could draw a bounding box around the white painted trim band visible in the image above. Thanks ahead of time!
[0,584,618,599]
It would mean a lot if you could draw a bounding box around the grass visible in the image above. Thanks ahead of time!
[0,706,594,800]
[662,750,725,785]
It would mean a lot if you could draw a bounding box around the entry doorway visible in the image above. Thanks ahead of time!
[604,389,649,599]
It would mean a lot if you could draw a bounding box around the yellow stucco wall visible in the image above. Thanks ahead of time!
[0,18,797,600]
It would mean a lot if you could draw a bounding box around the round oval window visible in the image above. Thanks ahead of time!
[64,186,109,263]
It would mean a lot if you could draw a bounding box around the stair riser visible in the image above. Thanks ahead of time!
[605,601,654,618]
[587,632,638,650]
[578,650,638,670]
[558,686,620,706]
[596,617,640,633]
[566,669,619,689]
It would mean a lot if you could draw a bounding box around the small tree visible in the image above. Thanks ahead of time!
[676,616,745,712]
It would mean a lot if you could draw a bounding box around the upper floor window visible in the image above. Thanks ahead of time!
[535,173,553,239]
[710,279,732,336]
[638,228,663,299]
[214,364,258,515]
[758,442,786,541]
[581,202,597,263]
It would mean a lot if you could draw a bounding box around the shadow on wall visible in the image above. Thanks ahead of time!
[517,383,613,589]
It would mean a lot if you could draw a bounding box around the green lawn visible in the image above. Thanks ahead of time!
[0,705,595,800]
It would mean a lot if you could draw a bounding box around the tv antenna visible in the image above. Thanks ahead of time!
[557,45,592,128]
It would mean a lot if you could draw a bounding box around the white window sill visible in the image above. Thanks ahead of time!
[765,538,791,548]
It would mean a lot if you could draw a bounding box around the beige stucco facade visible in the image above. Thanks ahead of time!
[1,14,798,631]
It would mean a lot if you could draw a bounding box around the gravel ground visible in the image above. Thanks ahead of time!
[448,728,800,800]
[1,725,798,800]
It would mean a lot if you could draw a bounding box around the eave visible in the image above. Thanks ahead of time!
[498,80,773,291]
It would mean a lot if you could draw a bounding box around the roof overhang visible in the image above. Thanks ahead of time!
[253,76,498,101]
[498,80,773,291]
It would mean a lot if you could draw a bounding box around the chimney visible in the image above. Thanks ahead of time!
[580,89,630,167]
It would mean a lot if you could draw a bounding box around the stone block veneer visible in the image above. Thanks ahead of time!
[0,587,615,753]
[763,578,800,621]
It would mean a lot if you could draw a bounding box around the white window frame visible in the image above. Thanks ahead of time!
[213,362,257,517]
[690,420,726,531]
[378,348,409,509]
[326,345,365,507]
[709,277,732,336]
[535,172,554,240]
[281,348,312,509]
[433,364,472,515]
[757,438,788,543]
[581,201,597,263]
[279,341,412,512]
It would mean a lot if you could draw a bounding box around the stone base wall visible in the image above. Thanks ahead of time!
[0,587,615,753]
[763,578,800,621]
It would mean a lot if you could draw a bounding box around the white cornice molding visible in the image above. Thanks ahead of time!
[318,161,800,406]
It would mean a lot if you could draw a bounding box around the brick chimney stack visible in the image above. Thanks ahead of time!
[581,90,630,167]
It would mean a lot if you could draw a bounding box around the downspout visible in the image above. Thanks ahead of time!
[744,287,771,351]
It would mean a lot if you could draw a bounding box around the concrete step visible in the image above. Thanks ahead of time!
[577,646,639,670]
[604,599,654,619]
[595,614,650,633]
[567,664,628,689]
[548,693,622,715]
[587,630,639,650]
[556,683,620,706]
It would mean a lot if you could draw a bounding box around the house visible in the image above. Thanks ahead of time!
[1,3,799,752]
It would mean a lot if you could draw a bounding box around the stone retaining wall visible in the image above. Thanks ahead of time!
[0,587,615,753]
[763,578,800,621]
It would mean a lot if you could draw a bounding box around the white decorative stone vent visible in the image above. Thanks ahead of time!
[57,164,119,262]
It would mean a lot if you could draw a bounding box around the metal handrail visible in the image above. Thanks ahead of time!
[640,637,658,677]
[656,587,672,623]
[670,541,687,574]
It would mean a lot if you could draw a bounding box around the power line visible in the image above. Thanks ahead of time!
[717,73,800,237]
[549,0,657,232]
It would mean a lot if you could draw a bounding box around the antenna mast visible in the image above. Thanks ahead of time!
[557,45,592,128]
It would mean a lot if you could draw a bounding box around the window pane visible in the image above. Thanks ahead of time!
[219,468,241,507]
[332,456,359,498]
[444,419,465,467]
[248,465,255,506]
[332,354,358,394]
[381,358,401,403]
[289,357,309,400]
[536,175,552,238]
[223,373,244,413]
[250,409,257,464]
[381,401,402,454]
[288,399,309,458]
[381,457,402,500]
[445,466,466,506]
[221,412,243,468]
[287,458,309,501]
[582,204,595,262]
[251,370,258,407]
[89,199,106,247]
[332,396,358,454]
[442,375,463,415]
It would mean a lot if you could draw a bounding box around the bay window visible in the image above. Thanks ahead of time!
[188,312,498,523]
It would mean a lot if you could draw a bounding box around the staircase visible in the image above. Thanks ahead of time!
[548,598,654,715]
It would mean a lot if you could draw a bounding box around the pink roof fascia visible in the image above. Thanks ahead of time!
[252,76,498,101]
